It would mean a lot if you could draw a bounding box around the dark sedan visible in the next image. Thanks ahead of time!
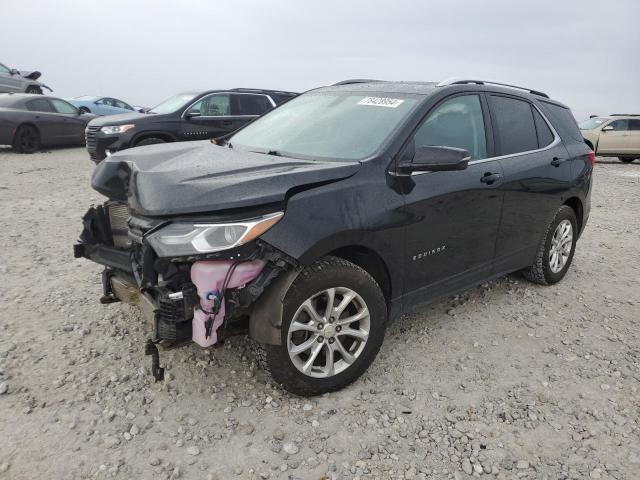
[0,93,97,153]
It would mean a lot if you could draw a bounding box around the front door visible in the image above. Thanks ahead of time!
[181,93,240,141]
[48,98,87,143]
[597,119,629,155]
[401,93,504,306]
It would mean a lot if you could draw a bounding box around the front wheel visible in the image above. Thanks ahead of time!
[259,257,387,396]
[25,85,42,94]
[523,205,577,285]
[135,137,166,147]
[618,157,635,163]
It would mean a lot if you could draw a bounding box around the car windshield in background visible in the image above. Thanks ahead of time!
[579,117,607,130]
[149,93,197,114]
[230,92,420,161]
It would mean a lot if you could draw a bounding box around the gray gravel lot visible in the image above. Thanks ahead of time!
[0,146,639,480]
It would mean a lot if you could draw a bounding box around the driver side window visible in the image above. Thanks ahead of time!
[413,95,487,160]
[0,64,10,74]
[190,94,230,116]
[608,120,628,131]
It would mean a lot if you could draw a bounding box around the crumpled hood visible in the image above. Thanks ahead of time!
[19,70,41,80]
[91,141,360,216]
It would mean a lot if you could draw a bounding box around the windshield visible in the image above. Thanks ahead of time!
[150,93,197,114]
[230,92,420,161]
[579,117,608,130]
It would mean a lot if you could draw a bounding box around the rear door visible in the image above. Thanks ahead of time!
[488,94,573,274]
[402,93,504,305]
[623,119,640,155]
[231,93,275,132]
[25,98,60,143]
[597,119,629,154]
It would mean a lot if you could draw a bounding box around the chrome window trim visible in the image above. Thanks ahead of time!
[181,92,274,119]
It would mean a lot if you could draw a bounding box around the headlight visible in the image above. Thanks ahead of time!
[100,124,135,134]
[147,212,284,257]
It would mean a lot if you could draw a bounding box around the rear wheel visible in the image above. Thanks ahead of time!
[12,125,41,153]
[136,137,166,147]
[25,85,42,94]
[523,205,577,285]
[258,257,387,396]
[618,157,635,163]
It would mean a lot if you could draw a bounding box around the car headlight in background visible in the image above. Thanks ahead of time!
[100,124,135,135]
[147,212,284,257]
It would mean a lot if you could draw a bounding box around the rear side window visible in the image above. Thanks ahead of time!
[489,95,538,155]
[413,94,487,160]
[233,94,273,115]
[533,108,554,148]
[27,98,53,112]
[269,93,295,105]
[629,119,640,131]
[539,101,583,143]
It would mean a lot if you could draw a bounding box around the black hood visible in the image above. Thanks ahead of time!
[88,111,150,127]
[91,141,360,216]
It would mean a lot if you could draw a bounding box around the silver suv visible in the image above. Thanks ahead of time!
[0,62,52,94]
[580,114,640,163]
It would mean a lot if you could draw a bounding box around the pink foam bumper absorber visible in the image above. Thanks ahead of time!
[190,260,265,347]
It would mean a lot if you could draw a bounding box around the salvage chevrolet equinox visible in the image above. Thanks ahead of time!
[74,79,594,396]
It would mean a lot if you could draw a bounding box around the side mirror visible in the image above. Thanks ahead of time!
[185,109,201,119]
[398,146,470,174]
[602,125,613,131]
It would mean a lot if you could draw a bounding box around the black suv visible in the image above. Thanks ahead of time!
[85,88,297,162]
[75,79,593,396]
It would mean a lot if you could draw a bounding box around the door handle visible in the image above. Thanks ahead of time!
[480,172,502,185]
[550,157,567,167]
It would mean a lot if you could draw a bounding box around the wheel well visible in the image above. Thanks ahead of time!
[15,122,39,137]
[584,139,594,150]
[328,246,392,305]
[135,133,174,145]
[564,197,583,232]
[26,85,42,93]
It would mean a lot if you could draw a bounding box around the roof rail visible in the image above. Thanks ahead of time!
[436,78,550,98]
[610,113,640,116]
[332,79,385,86]
[231,88,297,95]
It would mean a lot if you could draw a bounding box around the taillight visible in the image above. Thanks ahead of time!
[587,150,596,166]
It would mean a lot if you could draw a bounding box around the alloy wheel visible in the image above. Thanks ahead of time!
[287,287,370,378]
[549,219,573,273]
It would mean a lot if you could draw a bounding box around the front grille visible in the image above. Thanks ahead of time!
[106,202,131,249]
[85,125,100,159]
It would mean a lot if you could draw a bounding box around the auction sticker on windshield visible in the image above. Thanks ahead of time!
[357,97,405,108]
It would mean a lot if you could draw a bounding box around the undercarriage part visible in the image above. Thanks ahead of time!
[144,339,164,381]
[156,284,197,343]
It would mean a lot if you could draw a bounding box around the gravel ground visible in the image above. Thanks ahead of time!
[0,146,639,480]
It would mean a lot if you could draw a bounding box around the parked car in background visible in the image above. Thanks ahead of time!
[0,93,96,153]
[68,96,145,115]
[580,114,640,163]
[0,62,52,94]
[85,88,297,162]
[75,79,593,395]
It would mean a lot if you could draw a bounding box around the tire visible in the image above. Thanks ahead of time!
[257,256,387,396]
[79,107,91,114]
[136,137,166,147]
[523,205,577,285]
[618,157,635,163]
[25,86,42,94]
[12,125,41,153]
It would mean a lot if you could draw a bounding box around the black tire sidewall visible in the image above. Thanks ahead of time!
[266,258,387,395]
[14,125,40,153]
[540,206,577,284]
[619,157,635,163]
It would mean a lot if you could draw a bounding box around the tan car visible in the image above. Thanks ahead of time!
[580,115,640,163]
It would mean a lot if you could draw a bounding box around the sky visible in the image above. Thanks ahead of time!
[2,0,639,121]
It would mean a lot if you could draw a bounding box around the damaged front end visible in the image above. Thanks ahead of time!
[74,201,297,374]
